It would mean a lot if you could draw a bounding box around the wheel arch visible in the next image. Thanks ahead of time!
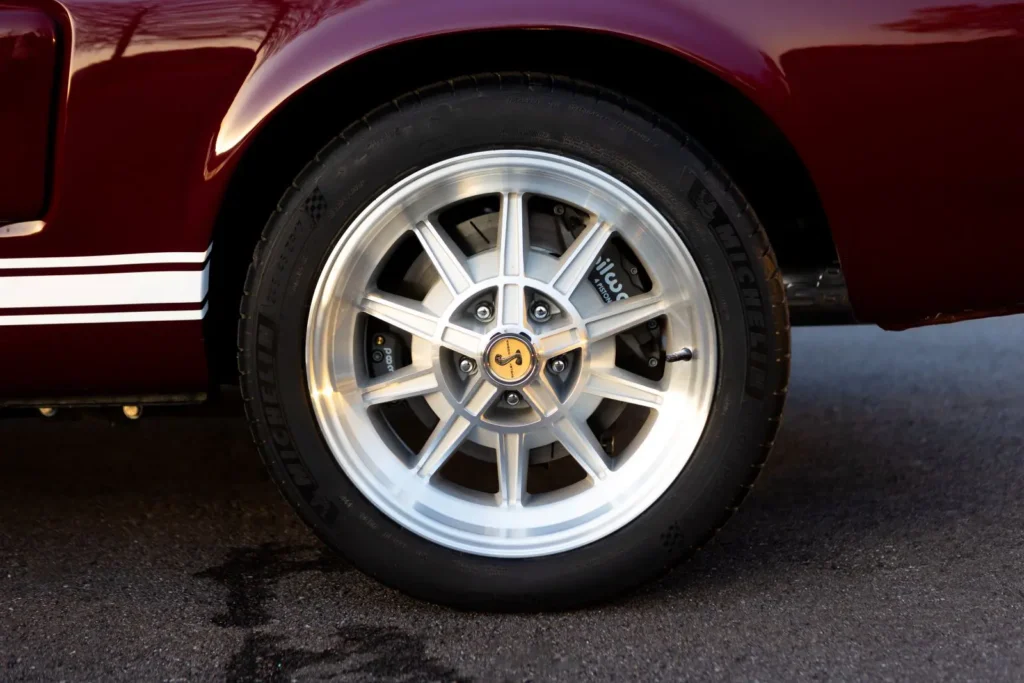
[208,28,836,380]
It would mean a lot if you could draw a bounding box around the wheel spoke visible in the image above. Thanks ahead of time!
[414,378,499,478]
[533,326,583,358]
[360,291,439,340]
[495,192,528,327]
[520,374,561,418]
[462,376,501,416]
[362,365,439,405]
[584,367,665,409]
[584,292,668,343]
[413,219,474,295]
[552,417,612,481]
[497,192,528,278]
[414,413,474,478]
[439,324,486,358]
[361,291,483,357]
[496,282,525,328]
[550,221,613,296]
[496,432,528,507]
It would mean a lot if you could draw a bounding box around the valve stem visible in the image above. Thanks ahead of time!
[666,348,694,363]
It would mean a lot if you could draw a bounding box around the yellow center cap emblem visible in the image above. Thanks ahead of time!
[484,335,536,386]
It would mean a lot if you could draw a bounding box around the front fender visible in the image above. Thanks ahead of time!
[214,0,793,158]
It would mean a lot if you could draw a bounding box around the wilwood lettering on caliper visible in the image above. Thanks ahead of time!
[589,255,632,303]
[687,178,767,399]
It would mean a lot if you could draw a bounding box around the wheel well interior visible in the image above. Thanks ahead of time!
[208,29,837,381]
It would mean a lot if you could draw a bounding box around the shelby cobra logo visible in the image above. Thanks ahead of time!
[494,350,523,366]
[590,255,631,303]
[485,336,535,384]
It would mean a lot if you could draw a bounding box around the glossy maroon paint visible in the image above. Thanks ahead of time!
[1,0,1023,399]
[0,9,56,221]
[0,320,208,398]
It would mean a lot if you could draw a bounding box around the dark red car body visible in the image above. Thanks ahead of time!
[2,0,1023,403]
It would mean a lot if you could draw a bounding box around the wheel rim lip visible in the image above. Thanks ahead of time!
[306,150,718,558]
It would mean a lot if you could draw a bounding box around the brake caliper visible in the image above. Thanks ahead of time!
[369,331,406,377]
[588,240,662,376]
[588,240,646,304]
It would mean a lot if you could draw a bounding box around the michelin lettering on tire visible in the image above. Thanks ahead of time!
[687,176,768,400]
[255,313,338,524]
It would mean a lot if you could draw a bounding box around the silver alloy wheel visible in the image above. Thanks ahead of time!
[306,150,717,558]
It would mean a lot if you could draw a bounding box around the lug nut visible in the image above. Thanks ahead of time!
[504,392,521,407]
[459,357,477,374]
[549,357,567,374]
[371,350,384,363]
[474,302,494,322]
[529,301,551,323]
[647,357,659,368]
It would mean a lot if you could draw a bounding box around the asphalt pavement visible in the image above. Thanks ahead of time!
[2,317,1024,682]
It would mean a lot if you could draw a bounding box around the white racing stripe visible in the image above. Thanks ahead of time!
[0,262,209,309]
[0,245,212,326]
[0,303,208,327]
[0,244,212,269]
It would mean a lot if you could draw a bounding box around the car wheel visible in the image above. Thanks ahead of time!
[238,74,788,610]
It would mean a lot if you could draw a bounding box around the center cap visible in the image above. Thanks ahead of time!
[484,334,537,387]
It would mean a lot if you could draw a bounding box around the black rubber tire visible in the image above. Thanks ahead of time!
[238,74,789,611]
